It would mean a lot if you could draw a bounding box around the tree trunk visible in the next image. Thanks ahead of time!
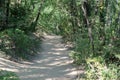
[6,0,10,27]
[82,0,94,52]
[0,0,6,31]
[69,0,78,34]
[30,0,45,32]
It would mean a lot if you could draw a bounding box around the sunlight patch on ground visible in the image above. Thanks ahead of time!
[0,68,19,72]
[51,48,67,51]
[0,35,84,80]
[20,74,45,78]
[45,77,71,80]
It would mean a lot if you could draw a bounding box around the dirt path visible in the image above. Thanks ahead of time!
[0,35,84,80]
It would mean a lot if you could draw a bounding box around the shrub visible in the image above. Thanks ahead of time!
[0,70,19,80]
[69,51,85,65]
[85,57,120,80]
[0,29,41,60]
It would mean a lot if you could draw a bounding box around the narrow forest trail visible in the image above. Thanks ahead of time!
[0,35,84,80]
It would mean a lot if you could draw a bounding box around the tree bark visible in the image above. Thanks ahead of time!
[6,0,10,27]
[30,0,45,32]
[82,0,94,52]
[69,0,78,34]
[0,0,6,31]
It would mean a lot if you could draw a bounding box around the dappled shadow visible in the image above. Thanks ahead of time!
[0,32,42,62]
[0,35,84,80]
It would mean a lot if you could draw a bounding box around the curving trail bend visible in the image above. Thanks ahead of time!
[0,35,84,80]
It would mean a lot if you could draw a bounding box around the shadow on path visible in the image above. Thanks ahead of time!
[0,35,84,80]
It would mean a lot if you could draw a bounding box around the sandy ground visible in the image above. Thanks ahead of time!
[0,35,84,80]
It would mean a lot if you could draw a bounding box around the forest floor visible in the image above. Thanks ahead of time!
[0,35,84,80]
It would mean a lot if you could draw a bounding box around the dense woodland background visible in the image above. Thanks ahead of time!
[0,0,120,80]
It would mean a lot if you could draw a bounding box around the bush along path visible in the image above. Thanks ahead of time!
[0,35,84,80]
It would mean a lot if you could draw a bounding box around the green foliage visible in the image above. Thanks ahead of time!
[69,51,82,65]
[10,4,30,20]
[9,3,33,33]
[0,29,40,60]
[0,0,120,79]
[0,70,19,80]
[67,0,120,79]
[85,57,120,80]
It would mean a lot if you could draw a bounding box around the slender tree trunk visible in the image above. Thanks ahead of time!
[69,0,78,34]
[0,0,5,31]
[6,0,10,27]
[82,0,94,52]
[30,0,45,32]
[99,0,108,46]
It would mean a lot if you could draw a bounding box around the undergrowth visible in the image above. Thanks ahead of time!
[0,29,41,60]
[0,70,19,80]
[69,51,120,80]
[85,57,120,80]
